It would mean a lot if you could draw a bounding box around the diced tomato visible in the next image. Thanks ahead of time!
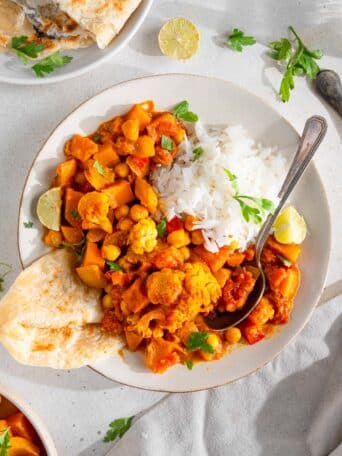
[240,321,265,345]
[167,217,183,234]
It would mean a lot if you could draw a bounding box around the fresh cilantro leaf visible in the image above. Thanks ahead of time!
[70,210,80,219]
[279,67,295,102]
[186,331,214,354]
[235,196,275,214]
[32,52,73,78]
[103,416,134,443]
[62,236,86,258]
[0,427,11,456]
[269,38,292,63]
[106,261,123,272]
[278,255,292,267]
[227,28,256,52]
[23,221,34,228]
[161,135,174,151]
[173,101,198,122]
[224,168,239,193]
[185,359,194,370]
[234,197,263,224]
[11,36,44,64]
[157,217,167,238]
[0,263,12,293]
[93,133,102,144]
[193,146,204,161]
[93,160,105,176]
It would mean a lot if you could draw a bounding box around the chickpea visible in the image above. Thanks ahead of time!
[102,294,113,309]
[179,246,190,261]
[114,205,130,220]
[225,327,242,344]
[167,229,190,248]
[200,333,221,361]
[118,217,134,231]
[130,204,149,222]
[104,283,113,294]
[115,162,130,178]
[102,245,121,261]
[191,230,204,245]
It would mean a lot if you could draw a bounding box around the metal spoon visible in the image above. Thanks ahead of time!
[204,115,328,331]
[316,69,342,118]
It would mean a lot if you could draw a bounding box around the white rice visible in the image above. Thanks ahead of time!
[152,122,288,252]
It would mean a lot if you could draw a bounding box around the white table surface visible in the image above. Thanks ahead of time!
[0,1,341,455]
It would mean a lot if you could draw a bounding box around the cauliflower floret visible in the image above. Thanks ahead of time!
[128,218,158,255]
[147,268,185,306]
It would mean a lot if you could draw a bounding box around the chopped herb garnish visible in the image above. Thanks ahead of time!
[0,263,12,293]
[11,35,44,64]
[185,359,194,370]
[161,135,174,151]
[70,209,80,219]
[0,427,11,456]
[173,100,198,123]
[62,237,86,258]
[93,133,102,144]
[156,217,167,238]
[227,28,256,52]
[103,416,134,443]
[106,261,123,272]
[193,146,204,161]
[269,26,322,102]
[32,51,73,78]
[23,221,34,228]
[93,160,105,176]
[278,254,292,267]
[186,331,214,354]
[224,168,275,224]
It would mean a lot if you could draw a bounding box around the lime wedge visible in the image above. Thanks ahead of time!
[36,187,62,231]
[273,206,307,244]
[158,18,200,60]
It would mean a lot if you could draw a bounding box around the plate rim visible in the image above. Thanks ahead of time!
[0,0,153,86]
[16,73,332,392]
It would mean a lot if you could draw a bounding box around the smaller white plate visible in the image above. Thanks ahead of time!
[0,0,153,85]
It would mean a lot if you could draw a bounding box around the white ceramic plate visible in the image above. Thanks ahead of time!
[0,0,153,85]
[18,74,331,392]
[0,384,57,455]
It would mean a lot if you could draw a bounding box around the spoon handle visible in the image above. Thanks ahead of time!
[316,70,342,117]
[255,116,328,258]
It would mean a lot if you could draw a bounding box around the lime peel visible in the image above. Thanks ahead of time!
[158,18,200,60]
[273,206,307,244]
[36,187,62,231]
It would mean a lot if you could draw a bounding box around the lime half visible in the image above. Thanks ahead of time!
[158,18,200,60]
[37,187,62,231]
[273,206,307,244]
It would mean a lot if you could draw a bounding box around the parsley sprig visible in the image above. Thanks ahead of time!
[23,221,34,228]
[0,263,12,293]
[227,28,256,52]
[106,261,123,272]
[0,427,11,456]
[173,101,198,122]
[185,359,194,370]
[103,416,134,443]
[186,332,214,354]
[269,26,323,102]
[161,135,174,151]
[156,217,167,238]
[193,146,204,161]
[11,36,44,64]
[224,168,275,224]
[32,52,73,78]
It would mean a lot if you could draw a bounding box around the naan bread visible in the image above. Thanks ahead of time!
[0,249,120,369]
[57,0,142,49]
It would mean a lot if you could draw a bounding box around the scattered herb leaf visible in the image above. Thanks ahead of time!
[193,146,204,161]
[93,160,105,176]
[156,217,167,238]
[106,261,123,272]
[186,331,214,354]
[173,100,198,122]
[278,255,292,267]
[93,133,102,144]
[103,416,134,443]
[32,51,73,78]
[227,28,256,52]
[11,35,44,64]
[0,263,12,293]
[23,221,34,228]
[70,209,80,219]
[269,26,322,102]
[161,135,174,151]
[62,237,86,258]
[185,359,194,370]
[224,168,239,193]
[0,427,11,456]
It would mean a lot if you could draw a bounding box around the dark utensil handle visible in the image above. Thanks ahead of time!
[316,69,342,117]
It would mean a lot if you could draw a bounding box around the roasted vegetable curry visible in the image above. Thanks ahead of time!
[42,101,301,373]
[0,394,45,455]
